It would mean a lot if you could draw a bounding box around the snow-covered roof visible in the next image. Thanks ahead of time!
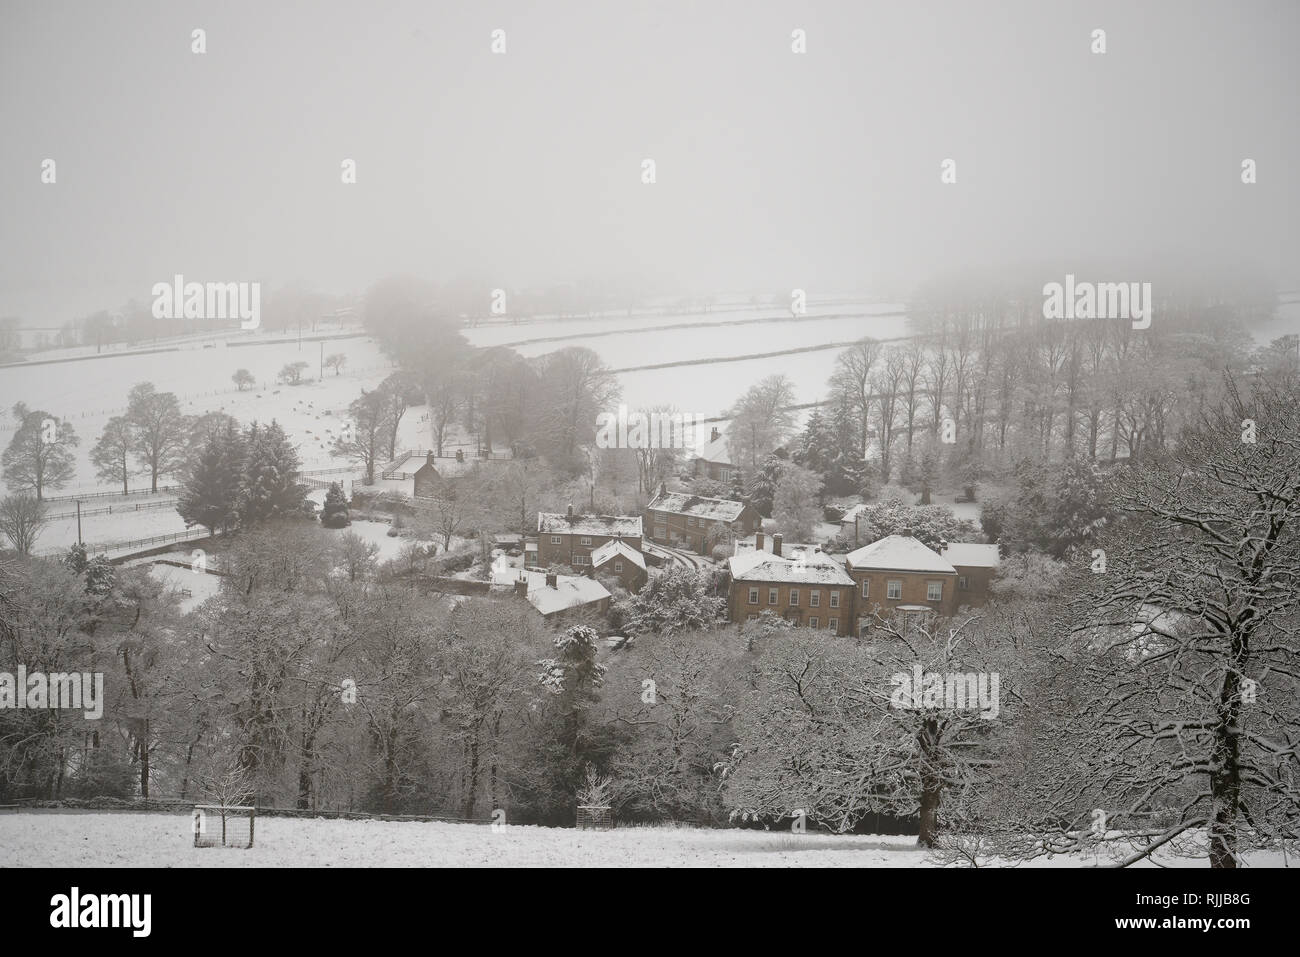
[838,503,868,524]
[647,491,746,522]
[941,543,1000,569]
[692,429,732,465]
[845,535,957,574]
[590,539,646,571]
[728,549,854,585]
[491,567,611,616]
[537,512,643,537]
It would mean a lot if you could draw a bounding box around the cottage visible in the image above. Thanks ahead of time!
[644,485,761,555]
[536,507,644,570]
[691,427,736,483]
[589,539,648,593]
[491,567,611,620]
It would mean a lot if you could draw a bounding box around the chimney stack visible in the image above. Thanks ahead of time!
[658,481,666,498]
[772,533,783,557]
[710,427,720,443]
[545,572,558,589]
[514,574,529,598]
[426,452,434,466]
[755,530,765,552]
[566,503,574,518]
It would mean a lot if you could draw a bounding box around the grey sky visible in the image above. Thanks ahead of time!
[1,0,1297,323]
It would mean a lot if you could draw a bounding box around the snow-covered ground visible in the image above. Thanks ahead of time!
[0,812,1286,868]
[146,562,222,614]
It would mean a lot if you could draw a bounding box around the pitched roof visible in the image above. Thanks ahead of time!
[728,548,854,585]
[693,429,732,465]
[590,539,646,571]
[490,567,611,616]
[941,543,1001,569]
[647,491,746,522]
[845,535,957,574]
[537,512,643,537]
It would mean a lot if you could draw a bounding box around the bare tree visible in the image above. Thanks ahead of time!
[0,493,48,556]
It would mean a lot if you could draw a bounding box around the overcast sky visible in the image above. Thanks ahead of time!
[1,0,1297,323]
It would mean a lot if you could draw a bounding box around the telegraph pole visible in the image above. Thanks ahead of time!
[76,499,82,546]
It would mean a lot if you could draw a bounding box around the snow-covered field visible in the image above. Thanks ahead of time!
[0,812,1286,867]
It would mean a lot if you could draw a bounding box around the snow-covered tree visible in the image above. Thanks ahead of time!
[90,415,135,495]
[723,611,1017,845]
[771,462,823,541]
[1014,374,1300,868]
[614,566,727,637]
[2,402,78,500]
[177,423,244,536]
[238,421,307,525]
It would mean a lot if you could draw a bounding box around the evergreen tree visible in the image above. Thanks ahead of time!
[320,481,351,528]
[178,423,244,536]
[239,420,307,525]
[1048,456,1109,558]
[747,454,783,517]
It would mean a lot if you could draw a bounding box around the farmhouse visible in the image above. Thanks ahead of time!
[691,427,736,482]
[644,485,760,554]
[589,538,648,593]
[491,567,611,620]
[537,507,643,569]
[726,535,855,633]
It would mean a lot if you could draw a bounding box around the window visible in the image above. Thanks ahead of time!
[614,562,623,573]
[809,590,820,607]
[572,555,589,566]
[655,515,666,526]
[687,517,696,526]
[747,613,758,621]
[748,588,759,605]
[768,588,778,605]
[721,469,731,482]
[550,535,561,545]
[808,617,819,629]
[828,618,839,634]
[580,536,591,546]
[927,581,943,601]
[887,580,902,600]
[789,589,799,606]
[958,575,969,590]
[829,591,840,609]
[861,579,870,599]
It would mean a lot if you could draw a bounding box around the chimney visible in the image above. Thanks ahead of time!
[426,452,434,466]
[772,533,783,557]
[514,574,529,598]
[658,481,666,498]
[545,572,558,589]
[566,503,574,518]
[755,530,765,552]
[710,427,720,443]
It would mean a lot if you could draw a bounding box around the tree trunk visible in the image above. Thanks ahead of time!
[916,719,942,847]
[1208,676,1243,868]
[140,717,150,800]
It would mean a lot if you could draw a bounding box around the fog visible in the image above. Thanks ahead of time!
[1,0,1297,323]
